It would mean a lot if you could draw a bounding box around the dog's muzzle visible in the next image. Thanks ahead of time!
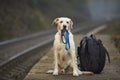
[61,25,67,36]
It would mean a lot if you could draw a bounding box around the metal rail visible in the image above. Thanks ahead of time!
[0,29,55,46]
[0,38,53,67]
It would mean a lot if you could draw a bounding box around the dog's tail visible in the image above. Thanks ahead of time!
[82,71,94,75]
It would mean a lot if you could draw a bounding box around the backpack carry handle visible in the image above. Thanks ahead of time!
[90,34,96,40]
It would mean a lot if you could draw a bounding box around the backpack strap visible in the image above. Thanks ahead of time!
[104,48,111,63]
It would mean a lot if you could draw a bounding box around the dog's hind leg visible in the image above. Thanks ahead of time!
[71,51,82,76]
[76,68,82,75]
[46,70,54,74]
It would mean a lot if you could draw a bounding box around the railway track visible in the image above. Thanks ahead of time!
[0,20,108,80]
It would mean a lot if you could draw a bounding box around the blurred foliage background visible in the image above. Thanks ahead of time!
[0,0,120,41]
[0,0,89,41]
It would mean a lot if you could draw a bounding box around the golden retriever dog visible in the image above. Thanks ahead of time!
[47,17,93,76]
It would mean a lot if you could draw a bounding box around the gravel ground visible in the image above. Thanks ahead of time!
[24,34,120,80]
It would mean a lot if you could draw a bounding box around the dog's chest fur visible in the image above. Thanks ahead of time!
[54,32,72,68]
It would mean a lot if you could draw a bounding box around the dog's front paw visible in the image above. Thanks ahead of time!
[53,71,58,76]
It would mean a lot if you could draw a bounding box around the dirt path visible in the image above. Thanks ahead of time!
[24,34,120,80]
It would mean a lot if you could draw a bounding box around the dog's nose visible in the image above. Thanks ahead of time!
[63,25,66,29]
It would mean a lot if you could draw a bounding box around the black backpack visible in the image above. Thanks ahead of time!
[77,34,110,73]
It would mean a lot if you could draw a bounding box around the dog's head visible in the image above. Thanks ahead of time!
[52,17,73,33]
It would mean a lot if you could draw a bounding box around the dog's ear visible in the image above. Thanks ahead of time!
[70,20,73,29]
[52,18,59,26]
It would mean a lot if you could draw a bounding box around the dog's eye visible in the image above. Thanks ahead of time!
[67,21,69,24]
[60,21,63,23]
